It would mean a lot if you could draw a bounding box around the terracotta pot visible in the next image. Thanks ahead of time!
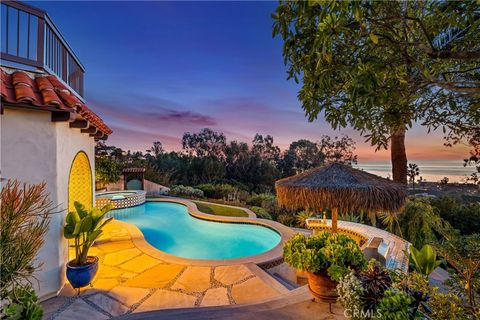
[306,271,339,303]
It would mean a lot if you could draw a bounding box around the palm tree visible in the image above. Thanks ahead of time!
[407,163,420,193]
[379,211,403,237]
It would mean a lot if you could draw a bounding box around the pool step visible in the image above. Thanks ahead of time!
[270,272,299,291]
[244,263,290,294]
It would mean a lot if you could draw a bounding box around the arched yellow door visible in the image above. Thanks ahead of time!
[68,151,93,212]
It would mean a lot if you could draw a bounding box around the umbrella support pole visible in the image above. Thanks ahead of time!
[331,207,338,233]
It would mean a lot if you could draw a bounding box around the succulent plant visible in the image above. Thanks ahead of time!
[356,260,392,311]
[64,201,113,266]
[283,232,367,281]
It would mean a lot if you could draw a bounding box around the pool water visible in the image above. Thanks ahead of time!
[110,202,281,260]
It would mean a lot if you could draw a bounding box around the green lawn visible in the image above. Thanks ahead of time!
[193,201,248,217]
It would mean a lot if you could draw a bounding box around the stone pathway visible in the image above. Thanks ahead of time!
[42,222,286,319]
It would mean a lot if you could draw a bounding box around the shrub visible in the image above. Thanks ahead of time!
[277,213,296,227]
[0,180,55,319]
[337,272,367,320]
[1,286,43,320]
[250,206,272,220]
[95,157,121,184]
[398,198,445,248]
[376,289,413,320]
[430,196,480,235]
[196,183,248,202]
[169,185,204,198]
[246,193,275,207]
[356,261,392,312]
[283,232,367,281]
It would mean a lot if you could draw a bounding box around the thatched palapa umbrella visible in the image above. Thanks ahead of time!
[275,162,407,232]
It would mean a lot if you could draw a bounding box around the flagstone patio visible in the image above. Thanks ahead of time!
[41,221,288,320]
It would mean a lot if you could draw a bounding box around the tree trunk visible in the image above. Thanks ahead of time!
[391,127,408,184]
[331,207,338,233]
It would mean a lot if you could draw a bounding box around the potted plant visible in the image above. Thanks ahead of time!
[63,201,113,290]
[283,232,366,302]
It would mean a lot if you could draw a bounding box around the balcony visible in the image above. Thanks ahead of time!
[1,1,84,98]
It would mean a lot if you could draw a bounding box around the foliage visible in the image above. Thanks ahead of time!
[0,285,43,320]
[196,183,248,202]
[277,213,296,227]
[433,230,480,307]
[376,289,413,320]
[182,128,227,158]
[272,0,479,183]
[169,185,204,198]
[193,201,248,218]
[464,152,480,185]
[378,211,402,237]
[295,210,315,228]
[246,193,276,207]
[283,232,366,281]
[95,131,359,193]
[398,198,445,248]
[0,180,54,319]
[95,156,121,184]
[357,261,392,312]
[407,163,420,191]
[0,180,54,298]
[337,272,367,320]
[249,206,272,220]
[428,287,470,320]
[409,244,442,276]
[63,202,113,266]
[340,260,477,320]
[338,213,363,224]
[430,196,480,235]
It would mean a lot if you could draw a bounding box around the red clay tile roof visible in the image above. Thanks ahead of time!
[122,168,146,173]
[1,68,112,136]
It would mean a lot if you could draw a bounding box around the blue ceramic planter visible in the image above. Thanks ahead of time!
[66,256,99,289]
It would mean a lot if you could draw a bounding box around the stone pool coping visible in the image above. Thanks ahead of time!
[102,197,296,267]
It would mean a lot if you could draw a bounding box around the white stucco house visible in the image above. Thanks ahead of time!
[0,1,112,299]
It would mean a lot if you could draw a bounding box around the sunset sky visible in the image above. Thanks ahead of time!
[32,1,470,162]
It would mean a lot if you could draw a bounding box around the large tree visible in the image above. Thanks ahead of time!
[273,0,479,183]
[182,128,227,158]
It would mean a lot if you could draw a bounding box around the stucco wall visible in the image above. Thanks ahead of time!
[0,108,95,299]
[104,176,170,195]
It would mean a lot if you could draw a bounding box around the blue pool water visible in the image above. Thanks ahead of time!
[110,202,281,260]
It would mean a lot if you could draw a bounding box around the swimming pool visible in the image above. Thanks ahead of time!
[110,202,281,260]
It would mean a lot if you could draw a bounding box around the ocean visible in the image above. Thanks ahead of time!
[355,160,477,183]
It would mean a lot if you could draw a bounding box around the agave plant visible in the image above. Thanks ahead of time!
[295,210,315,228]
[64,201,113,266]
[409,244,442,276]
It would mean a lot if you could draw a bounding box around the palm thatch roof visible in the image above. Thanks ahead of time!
[275,162,407,214]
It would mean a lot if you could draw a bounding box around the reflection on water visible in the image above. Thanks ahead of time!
[108,205,146,219]
[107,202,281,260]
